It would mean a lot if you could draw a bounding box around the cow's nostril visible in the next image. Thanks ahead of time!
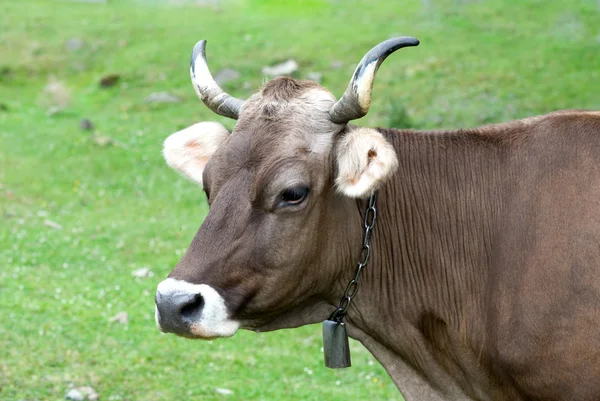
[180,293,205,320]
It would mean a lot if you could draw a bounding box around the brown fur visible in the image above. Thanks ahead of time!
[261,77,320,101]
[166,76,600,401]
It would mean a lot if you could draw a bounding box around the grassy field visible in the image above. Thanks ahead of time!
[0,0,598,400]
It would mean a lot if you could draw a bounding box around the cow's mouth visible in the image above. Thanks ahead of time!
[154,278,240,339]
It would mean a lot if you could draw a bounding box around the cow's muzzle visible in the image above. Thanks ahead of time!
[154,278,240,338]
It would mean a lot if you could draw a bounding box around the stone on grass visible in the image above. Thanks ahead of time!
[214,68,240,85]
[306,71,323,84]
[80,118,94,131]
[99,74,121,88]
[44,219,63,230]
[262,59,298,77]
[79,386,99,401]
[144,92,180,104]
[215,387,234,395]
[89,134,127,149]
[66,389,84,401]
[131,267,152,278]
[65,38,85,52]
[66,386,98,401]
[91,134,114,147]
[329,60,344,70]
[109,311,128,324]
[41,76,70,112]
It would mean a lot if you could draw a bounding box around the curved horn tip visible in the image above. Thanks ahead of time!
[191,40,207,64]
[398,36,420,47]
[187,39,246,120]
[379,36,420,54]
[328,36,420,124]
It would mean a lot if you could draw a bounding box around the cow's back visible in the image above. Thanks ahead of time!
[488,111,600,400]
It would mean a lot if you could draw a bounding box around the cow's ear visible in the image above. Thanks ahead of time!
[334,127,398,198]
[163,122,230,186]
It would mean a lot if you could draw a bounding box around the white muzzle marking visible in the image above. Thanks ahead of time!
[155,278,240,338]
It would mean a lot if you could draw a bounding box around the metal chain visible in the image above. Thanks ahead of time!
[328,191,378,323]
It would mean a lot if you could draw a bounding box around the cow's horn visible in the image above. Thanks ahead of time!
[190,40,245,120]
[329,37,420,124]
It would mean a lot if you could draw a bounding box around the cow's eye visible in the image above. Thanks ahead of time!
[279,186,309,206]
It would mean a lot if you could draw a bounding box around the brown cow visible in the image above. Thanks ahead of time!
[154,37,600,400]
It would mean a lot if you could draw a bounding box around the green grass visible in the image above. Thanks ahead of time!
[0,0,598,400]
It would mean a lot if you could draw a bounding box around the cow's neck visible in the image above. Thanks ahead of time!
[343,127,507,400]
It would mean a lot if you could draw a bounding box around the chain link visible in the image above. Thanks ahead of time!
[329,191,378,323]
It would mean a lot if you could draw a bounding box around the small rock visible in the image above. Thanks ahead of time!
[42,76,70,110]
[144,92,180,104]
[262,59,298,77]
[66,388,84,401]
[65,38,85,52]
[306,71,323,84]
[329,60,344,70]
[214,68,240,85]
[71,62,87,73]
[79,386,99,401]
[47,107,64,116]
[71,386,100,401]
[91,134,114,147]
[109,311,128,324]
[90,134,127,149]
[215,388,234,395]
[99,74,121,88]
[44,219,63,230]
[80,118,94,131]
[131,267,152,278]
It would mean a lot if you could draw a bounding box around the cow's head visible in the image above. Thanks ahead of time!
[155,38,418,339]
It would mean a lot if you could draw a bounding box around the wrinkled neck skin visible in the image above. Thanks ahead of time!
[341,128,507,401]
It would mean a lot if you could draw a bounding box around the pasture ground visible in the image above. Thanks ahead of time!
[0,0,598,400]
